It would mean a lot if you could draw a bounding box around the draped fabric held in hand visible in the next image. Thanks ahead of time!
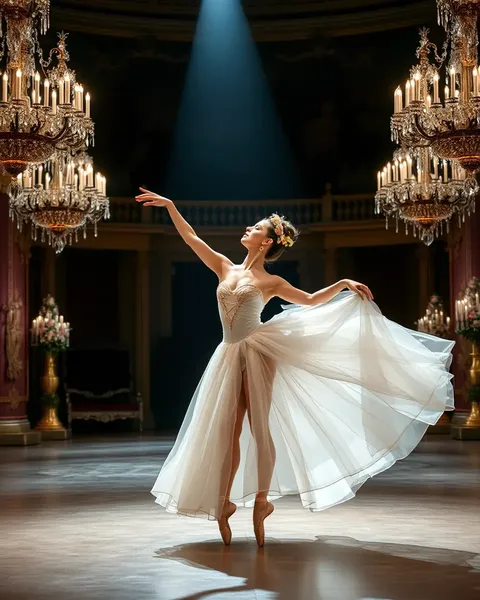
[151,287,454,520]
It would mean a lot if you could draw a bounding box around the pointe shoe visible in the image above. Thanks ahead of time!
[218,500,237,546]
[253,500,274,548]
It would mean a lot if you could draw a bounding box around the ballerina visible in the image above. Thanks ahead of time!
[136,188,454,547]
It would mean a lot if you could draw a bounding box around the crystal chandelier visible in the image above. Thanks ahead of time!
[9,152,109,253]
[376,146,475,245]
[375,1,480,244]
[0,0,109,251]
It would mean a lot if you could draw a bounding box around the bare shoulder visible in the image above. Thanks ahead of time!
[266,274,284,287]
[261,274,286,295]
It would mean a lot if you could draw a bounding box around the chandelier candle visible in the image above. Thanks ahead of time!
[43,78,49,106]
[433,72,440,102]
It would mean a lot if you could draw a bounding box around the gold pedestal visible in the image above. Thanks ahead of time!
[34,352,68,436]
[40,428,72,441]
[451,402,480,440]
[35,406,64,431]
[451,341,480,440]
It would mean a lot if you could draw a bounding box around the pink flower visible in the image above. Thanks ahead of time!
[274,226,283,236]
[474,320,480,327]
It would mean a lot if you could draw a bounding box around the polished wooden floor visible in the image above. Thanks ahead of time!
[1,435,479,600]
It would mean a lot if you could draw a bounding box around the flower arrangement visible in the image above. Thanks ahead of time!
[31,295,71,352]
[270,214,295,248]
[455,277,480,343]
[417,293,451,338]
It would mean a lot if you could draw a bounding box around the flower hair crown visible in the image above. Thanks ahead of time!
[270,214,295,247]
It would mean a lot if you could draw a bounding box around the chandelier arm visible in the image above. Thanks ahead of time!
[49,117,71,143]
[413,113,436,141]
[41,43,60,70]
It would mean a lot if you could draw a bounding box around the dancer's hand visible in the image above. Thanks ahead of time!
[343,279,374,301]
[135,188,172,208]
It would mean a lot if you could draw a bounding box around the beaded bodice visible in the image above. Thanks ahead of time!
[216,281,264,343]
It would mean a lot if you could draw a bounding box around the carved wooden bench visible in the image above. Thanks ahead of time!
[65,349,143,431]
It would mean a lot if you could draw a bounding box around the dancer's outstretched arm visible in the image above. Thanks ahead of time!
[272,277,373,306]
[135,188,232,277]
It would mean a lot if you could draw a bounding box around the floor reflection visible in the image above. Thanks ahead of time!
[2,436,479,600]
[155,536,480,600]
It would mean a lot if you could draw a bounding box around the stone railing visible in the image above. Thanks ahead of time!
[330,193,378,222]
[108,189,380,228]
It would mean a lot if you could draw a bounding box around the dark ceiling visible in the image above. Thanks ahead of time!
[52,0,434,42]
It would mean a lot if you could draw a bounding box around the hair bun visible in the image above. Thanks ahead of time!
[265,214,299,262]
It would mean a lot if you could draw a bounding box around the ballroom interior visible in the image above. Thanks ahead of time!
[1,1,480,599]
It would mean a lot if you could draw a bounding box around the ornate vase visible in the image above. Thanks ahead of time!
[35,352,64,431]
[465,340,480,427]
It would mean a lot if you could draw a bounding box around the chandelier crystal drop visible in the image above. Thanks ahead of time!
[375,1,480,244]
[9,152,109,253]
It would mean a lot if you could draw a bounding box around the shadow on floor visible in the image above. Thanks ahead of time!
[155,535,480,600]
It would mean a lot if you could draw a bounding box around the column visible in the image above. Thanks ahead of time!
[298,236,325,293]
[297,254,313,295]
[449,210,480,438]
[417,244,449,433]
[136,250,153,429]
[158,258,173,338]
[323,248,338,286]
[118,251,135,352]
[450,211,480,409]
[0,187,40,445]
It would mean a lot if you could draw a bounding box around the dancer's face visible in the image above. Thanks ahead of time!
[241,220,273,252]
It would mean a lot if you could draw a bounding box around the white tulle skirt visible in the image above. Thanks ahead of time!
[151,293,454,520]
